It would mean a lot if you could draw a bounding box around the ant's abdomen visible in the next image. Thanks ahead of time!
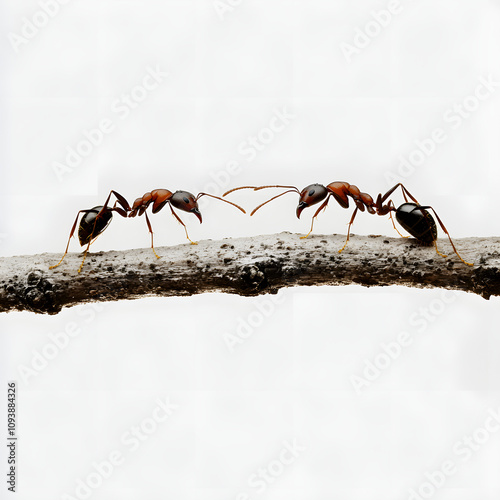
[78,206,112,246]
[396,203,437,243]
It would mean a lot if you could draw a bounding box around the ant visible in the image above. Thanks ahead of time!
[128,189,246,258]
[223,182,473,266]
[50,190,131,273]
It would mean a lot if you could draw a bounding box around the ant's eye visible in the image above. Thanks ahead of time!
[308,189,315,196]
[183,197,189,203]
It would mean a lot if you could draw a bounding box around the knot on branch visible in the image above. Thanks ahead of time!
[472,266,500,300]
[241,265,266,291]
[5,270,60,315]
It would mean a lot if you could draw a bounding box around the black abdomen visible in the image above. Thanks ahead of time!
[78,206,113,246]
[396,203,437,243]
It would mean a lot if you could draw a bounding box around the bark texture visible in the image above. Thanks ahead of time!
[0,233,499,315]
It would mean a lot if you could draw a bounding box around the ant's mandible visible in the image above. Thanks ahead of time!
[224,182,473,266]
[128,189,245,259]
[50,190,131,273]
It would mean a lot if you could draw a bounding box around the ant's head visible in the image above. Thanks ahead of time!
[170,191,202,223]
[296,184,328,219]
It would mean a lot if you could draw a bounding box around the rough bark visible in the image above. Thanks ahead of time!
[0,232,499,315]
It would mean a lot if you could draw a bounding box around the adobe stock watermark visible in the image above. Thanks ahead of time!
[52,65,169,182]
[237,107,296,163]
[340,0,403,64]
[17,303,103,385]
[197,106,296,210]
[223,292,286,352]
[8,0,74,53]
[61,396,178,500]
[407,405,500,500]
[213,0,243,21]
[350,289,457,394]
[385,74,500,186]
[232,438,306,499]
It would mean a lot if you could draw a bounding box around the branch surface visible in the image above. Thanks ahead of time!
[1,232,499,314]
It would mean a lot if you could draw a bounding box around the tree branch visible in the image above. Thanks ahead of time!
[1,232,499,315]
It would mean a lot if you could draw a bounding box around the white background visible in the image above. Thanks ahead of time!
[1,0,500,499]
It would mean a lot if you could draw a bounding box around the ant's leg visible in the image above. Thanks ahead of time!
[300,196,331,239]
[387,201,409,238]
[379,183,420,205]
[49,210,90,269]
[418,206,473,266]
[109,190,131,212]
[379,183,402,204]
[415,205,448,259]
[389,211,408,238]
[338,208,358,253]
[170,205,197,245]
[100,190,131,213]
[112,203,129,218]
[399,185,420,204]
[77,239,93,273]
[144,211,160,259]
[433,239,448,259]
[98,190,115,212]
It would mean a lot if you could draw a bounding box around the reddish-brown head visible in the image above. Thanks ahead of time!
[169,191,202,223]
[296,184,328,218]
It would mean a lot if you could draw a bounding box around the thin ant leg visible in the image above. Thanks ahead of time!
[400,184,419,204]
[433,239,448,259]
[169,205,197,245]
[338,207,358,254]
[300,196,331,239]
[144,211,160,259]
[389,211,409,238]
[379,183,420,205]
[99,190,130,215]
[109,190,131,212]
[417,206,473,266]
[413,205,448,259]
[112,195,130,218]
[112,205,129,217]
[387,202,409,238]
[78,238,93,273]
[49,210,92,269]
